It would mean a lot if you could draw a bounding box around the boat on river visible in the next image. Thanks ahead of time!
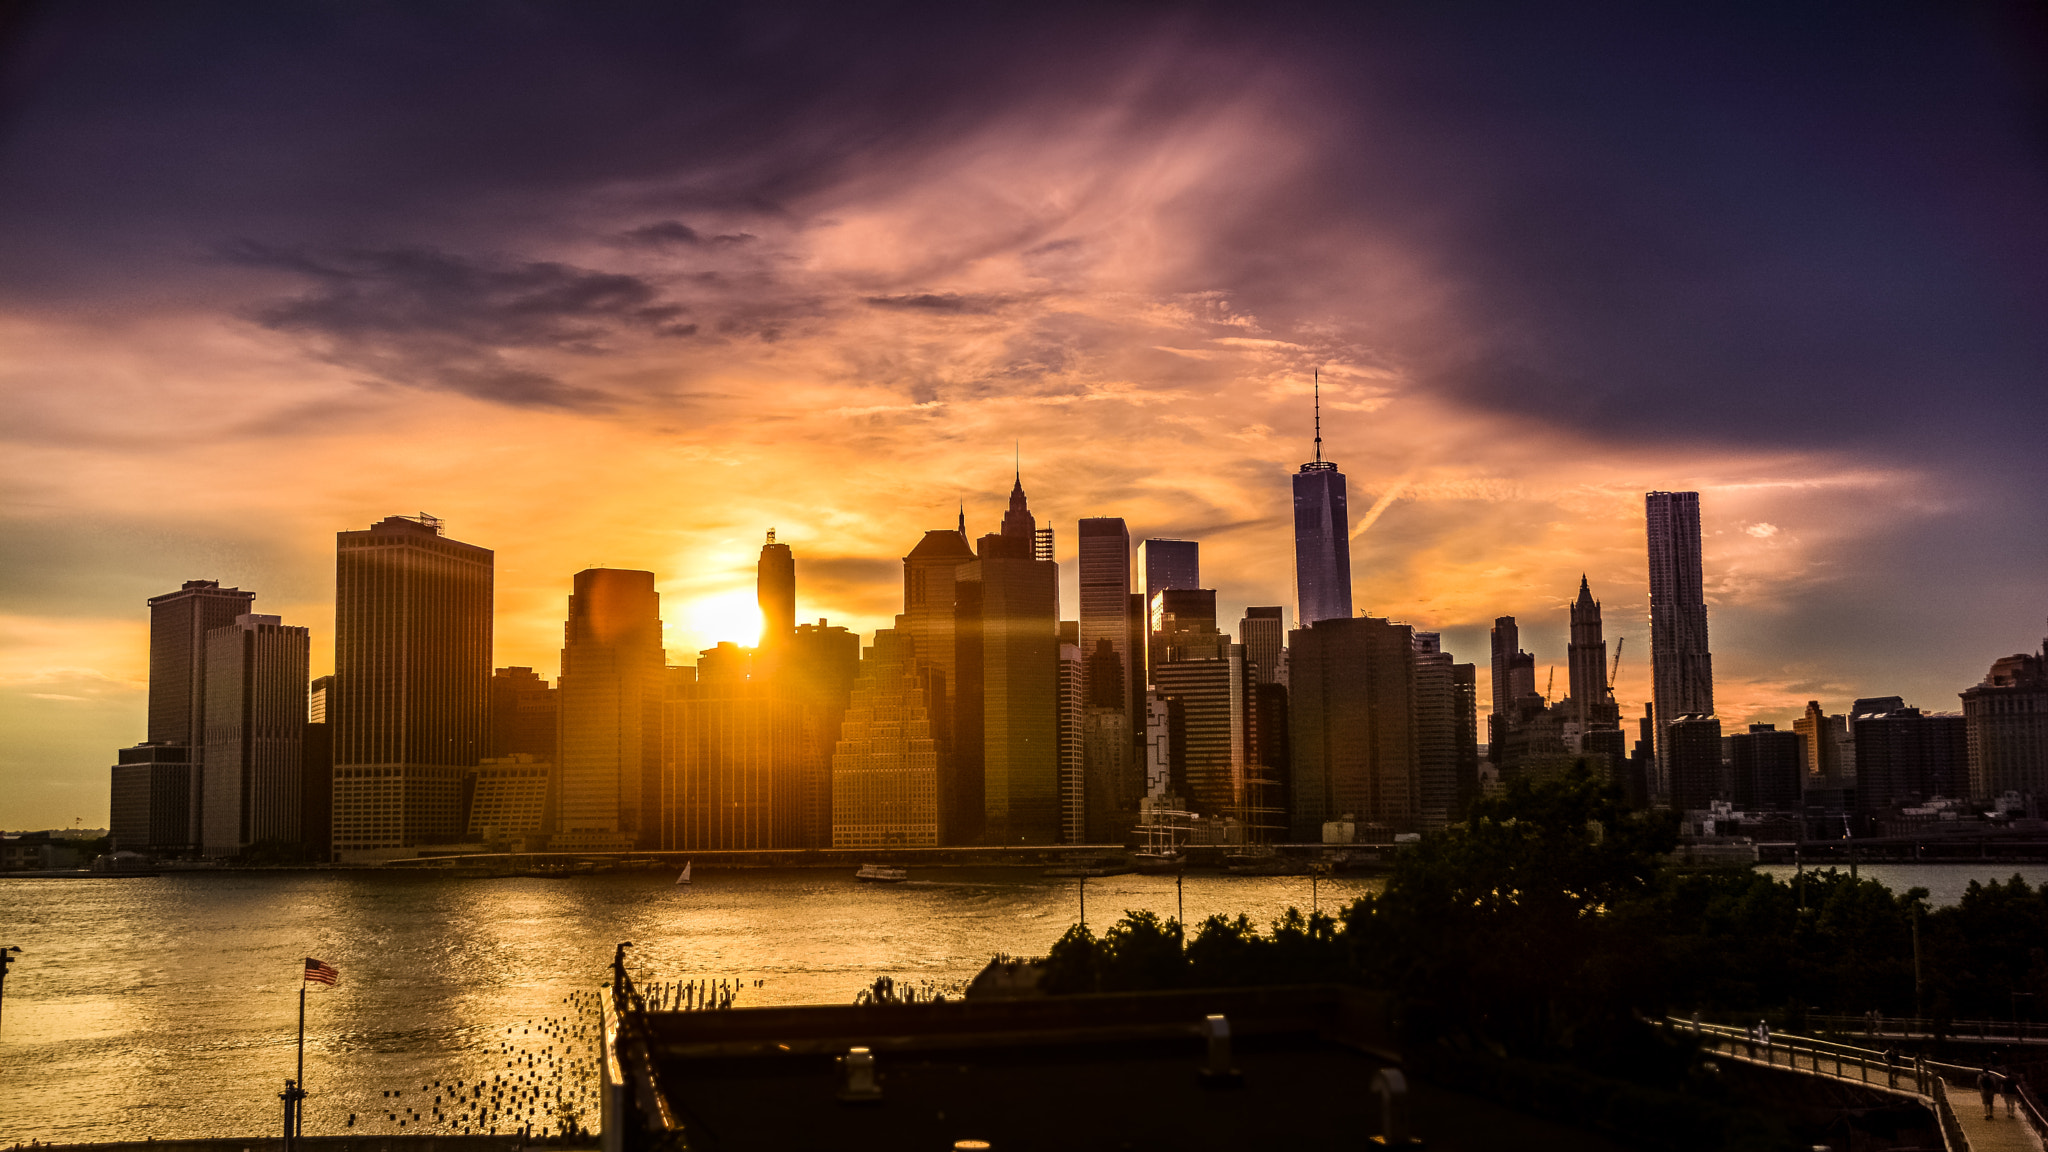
[855,864,908,883]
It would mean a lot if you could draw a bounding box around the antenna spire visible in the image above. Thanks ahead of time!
[1014,441,1020,484]
[1313,370,1323,464]
[958,503,966,536]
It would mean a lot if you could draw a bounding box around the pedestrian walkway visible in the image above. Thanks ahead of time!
[1949,1089,2045,1152]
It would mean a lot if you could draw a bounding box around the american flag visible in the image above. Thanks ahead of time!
[304,957,339,986]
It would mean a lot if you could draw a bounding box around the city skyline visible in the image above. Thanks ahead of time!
[4,4,2045,829]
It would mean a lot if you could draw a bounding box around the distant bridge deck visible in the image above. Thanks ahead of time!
[1666,1017,2048,1152]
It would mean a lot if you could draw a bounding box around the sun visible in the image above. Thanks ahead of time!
[685,588,762,650]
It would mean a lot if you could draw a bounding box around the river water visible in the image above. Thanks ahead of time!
[0,866,1380,1144]
[4,861,2043,1144]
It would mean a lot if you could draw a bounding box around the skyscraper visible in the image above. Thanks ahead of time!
[201,613,310,856]
[488,667,558,758]
[902,526,975,840]
[1292,383,1353,625]
[331,515,492,857]
[1287,616,1419,838]
[1077,518,1134,715]
[1151,644,1251,819]
[1488,616,1536,753]
[1056,637,1085,843]
[555,568,666,851]
[832,623,939,848]
[1136,539,1199,601]
[1412,632,1478,829]
[757,529,796,646]
[783,619,862,848]
[1959,642,2048,801]
[1646,491,1714,795]
[1239,607,1285,686]
[145,579,255,845]
[666,655,802,850]
[1566,577,1618,730]
[956,477,1060,844]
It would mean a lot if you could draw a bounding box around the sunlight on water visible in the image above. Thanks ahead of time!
[0,867,1382,1142]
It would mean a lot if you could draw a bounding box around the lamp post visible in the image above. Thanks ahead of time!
[0,945,19,1038]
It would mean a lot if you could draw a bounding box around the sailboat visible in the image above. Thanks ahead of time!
[676,860,692,889]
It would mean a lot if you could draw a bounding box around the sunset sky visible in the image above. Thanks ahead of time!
[3,3,2044,829]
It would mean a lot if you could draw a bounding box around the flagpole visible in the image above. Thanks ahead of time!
[297,977,307,1136]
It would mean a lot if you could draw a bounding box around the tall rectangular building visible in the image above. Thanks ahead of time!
[201,613,310,856]
[1960,644,2048,802]
[1292,388,1353,625]
[1239,607,1285,686]
[1287,616,1418,837]
[1412,632,1477,829]
[1665,714,1724,813]
[831,624,940,848]
[488,667,558,758]
[1151,645,1251,819]
[1077,517,1134,717]
[1646,491,1714,796]
[555,568,666,851]
[1729,724,1802,811]
[1852,700,1968,811]
[903,527,977,841]
[957,531,1060,844]
[332,515,493,857]
[666,674,804,850]
[1136,538,1199,601]
[144,580,255,846]
[1056,639,1086,843]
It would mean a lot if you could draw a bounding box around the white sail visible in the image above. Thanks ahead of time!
[677,860,692,887]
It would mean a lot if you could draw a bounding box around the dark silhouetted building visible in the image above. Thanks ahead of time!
[1960,642,2048,802]
[109,742,193,854]
[1413,632,1479,829]
[1293,385,1353,625]
[555,568,666,851]
[1665,713,1724,813]
[489,666,558,758]
[902,526,976,841]
[1794,700,1852,790]
[144,579,255,847]
[301,720,331,859]
[332,515,492,857]
[757,529,796,646]
[1566,577,1619,731]
[1151,645,1251,820]
[1057,637,1085,842]
[665,655,802,851]
[1729,723,1801,811]
[202,613,310,856]
[1487,616,1536,753]
[1150,588,1222,674]
[1288,616,1418,837]
[832,623,940,848]
[1646,491,1714,798]
[780,619,862,848]
[1852,697,1968,811]
[1240,607,1285,686]
[1136,538,1199,601]
[956,478,1060,843]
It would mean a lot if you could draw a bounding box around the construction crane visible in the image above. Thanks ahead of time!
[1609,637,1625,693]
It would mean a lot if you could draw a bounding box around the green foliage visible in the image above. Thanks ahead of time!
[1027,767,2048,1059]
[1347,763,1675,1051]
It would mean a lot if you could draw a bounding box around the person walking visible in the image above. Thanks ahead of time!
[2002,1069,2021,1118]
[1978,1067,1998,1120]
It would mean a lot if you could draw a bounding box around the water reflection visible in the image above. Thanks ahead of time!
[0,868,1379,1141]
